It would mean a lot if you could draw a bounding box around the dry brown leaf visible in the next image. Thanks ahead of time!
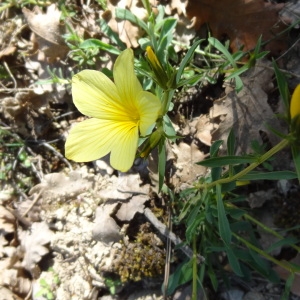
[115,195,148,221]
[0,90,52,138]
[92,203,122,244]
[171,141,207,187]
[1,269,32,297]
[186,0,286,53]
[210,60,286,156]
[194,114,214,146]
[19,222,53,274]
[0,286,23,300]
[104,0,147,48]
[29,171,93,203]
[0,46,16,59]
[0,206,15,236]
[22,4,68,60]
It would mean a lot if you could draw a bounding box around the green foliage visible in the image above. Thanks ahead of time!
[35,268,60,300]
[104,277,122,295]
[0,128,33,189]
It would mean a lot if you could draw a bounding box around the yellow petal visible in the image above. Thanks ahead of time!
[65,118,140,171]
[72,70,123,119]
[290,84,300,119]
[110,123,139,172]
[136,91,162,135]
[66,118,118,162]
[113,48,143,111]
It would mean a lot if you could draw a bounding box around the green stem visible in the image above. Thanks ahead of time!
[244,213,300,253]
[192,236,198,300]
[196,138,290,190]
[161,90,172,115]
[233,232,297,274]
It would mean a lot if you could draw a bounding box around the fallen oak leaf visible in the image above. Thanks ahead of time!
[186,0,287,54]
[22,4,69,60]
[19,222,53,277]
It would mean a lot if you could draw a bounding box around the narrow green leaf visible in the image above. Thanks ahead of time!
[157,18,177,60]
[266,236,299,253]
[99,19,126,49]
[167,260,193,295]
[227,129,235,156]
[226,65,249,80]
[273,59,290,112]
[220,182,236,193]
[239,171,298,181]
[163,114,177,142]
[281,273,294,300]
[210,140,223,157]
[207,265,218,291]
[197,155,256,167]
[226,246,243,276]
[211,166,222,182]
[175,39,202,85]
[208,37,237,68]
[216,184,231,245]
[154,5,165,26]
[79,39,121,55]
[115,8,149,33]
[234,75,244,93]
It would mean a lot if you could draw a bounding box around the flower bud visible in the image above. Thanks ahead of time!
[140,127,164,158]
[290,84,300,121]
[146,46,169,90]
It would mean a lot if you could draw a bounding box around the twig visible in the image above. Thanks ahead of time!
[275,36,300,62]
[163,203,172,299]
[41,141,73,170]
[3,61,17,90]
[21,188,44,218]
[144,207,205,262]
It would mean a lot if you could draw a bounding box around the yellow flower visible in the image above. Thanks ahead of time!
[65,49,162,172]
[146,46,169,89]
[290,84,300,121]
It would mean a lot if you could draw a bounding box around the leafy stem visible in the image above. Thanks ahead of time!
[196,138,290,190]
[232,232,299,274]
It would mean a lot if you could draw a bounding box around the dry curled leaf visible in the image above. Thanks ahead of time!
[19,222,53,274]
[0,206,15,236]
[186,0,286,53]
[1,269,32,298]
[210,60,286,157]
[103,0,148,48]
[22,4,68,60]
[0,91,52,138]
[0,286,23,300]
[115,195,148,221]
[171,142,207,187]
[92,203,122,244]
[29,171,93,204]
